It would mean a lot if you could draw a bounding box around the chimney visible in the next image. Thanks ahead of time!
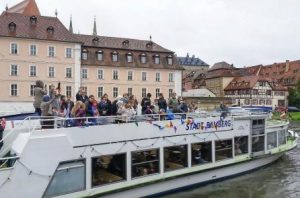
[285,60,290,72]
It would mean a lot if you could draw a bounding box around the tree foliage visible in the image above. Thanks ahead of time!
[288,79,300,108]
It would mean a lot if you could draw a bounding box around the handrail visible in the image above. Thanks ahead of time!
[0,156,19,169]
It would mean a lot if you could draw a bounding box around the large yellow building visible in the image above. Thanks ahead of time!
[0,0,182,105]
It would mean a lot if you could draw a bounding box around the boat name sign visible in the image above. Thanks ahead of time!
[185,117,232,132]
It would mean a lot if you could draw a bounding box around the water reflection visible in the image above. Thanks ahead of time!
[162,140,300,198]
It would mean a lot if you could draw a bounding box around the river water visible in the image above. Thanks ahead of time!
[163,123,300,198]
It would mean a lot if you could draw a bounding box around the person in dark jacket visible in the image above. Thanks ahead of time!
[157,93,167,112]
[76,88,88,103]
[85,95,99,117]
[141,93,152,114]
[98,94,112,116]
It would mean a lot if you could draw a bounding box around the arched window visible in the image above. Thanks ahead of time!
[47,26,54,35]
[153,54,160,64]
[127,52,133,63]
[30,16,37,24]
[8,22,16,33]
[167,55,173,65]
[96,50,103,61]
[112,51,118,62]
[122,40,129,48]
[140,53,146,64]
[82,49,88,60]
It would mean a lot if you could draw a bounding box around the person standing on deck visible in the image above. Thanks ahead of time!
[141,93,152,114]
[33,80,47,116]
[0,117,6,150]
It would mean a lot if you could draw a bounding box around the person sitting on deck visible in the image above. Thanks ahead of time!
[71,101,86,126]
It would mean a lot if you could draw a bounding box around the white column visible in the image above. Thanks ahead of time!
[174,70,182,96]
[160,145,164,174]
[126,151,132,181]
[187,142,192,168]
[85,147,92,189]
[74,44,81,100]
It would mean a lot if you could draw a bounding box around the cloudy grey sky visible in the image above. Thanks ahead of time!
[2,0,300,67]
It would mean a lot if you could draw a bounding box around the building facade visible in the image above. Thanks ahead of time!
[75,34,182,101]
[224,76,288,109]
[177,54,209,76]
[0,0,182,104]
[0,1,81,102]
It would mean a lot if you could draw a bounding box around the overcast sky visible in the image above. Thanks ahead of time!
[2,0,300,67]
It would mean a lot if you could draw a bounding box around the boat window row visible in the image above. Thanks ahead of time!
[44,137,249,197]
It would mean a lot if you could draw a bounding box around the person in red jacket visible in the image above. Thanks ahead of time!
[0,117,6,150]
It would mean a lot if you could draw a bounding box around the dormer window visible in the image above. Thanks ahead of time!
[167,55,173,65]
[47,26,54,35]
[112,51,118,62]
[93,37,99,45]
[127,53,133,63]
[96,50,103,61]
[82,49,88,60]
[146,42,153,49]
[140,53,147,64]
[30,16,37,24]
[8,22,16,33]
[154,54,160,64]
[122,40,129,48]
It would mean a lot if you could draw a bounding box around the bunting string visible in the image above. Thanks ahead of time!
[130,138,160,149]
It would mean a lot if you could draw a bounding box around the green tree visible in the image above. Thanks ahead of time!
[288,79,300,108]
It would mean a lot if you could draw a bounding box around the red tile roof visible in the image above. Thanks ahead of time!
[74,34,172,53]
[0,12,79,43]
[5,0,40,16]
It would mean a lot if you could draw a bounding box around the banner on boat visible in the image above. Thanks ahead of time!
[185,117,232,132]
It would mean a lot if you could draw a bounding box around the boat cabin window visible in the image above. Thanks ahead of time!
[234,136,248,156]
[164,145,188,171]
[278,130,286,146]
[267,132,277,149]
[44,160,85,198]
[251,118,265,153]
[191,142,212,166]
[132,149,160,178]
[252,136,265,152]
[92,153,126,187]
[252,119,265,129]
[215,139,233,161]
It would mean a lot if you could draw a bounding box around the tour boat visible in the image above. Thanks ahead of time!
[0,111,298,198]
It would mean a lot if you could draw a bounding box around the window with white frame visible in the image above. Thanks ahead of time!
[66,86,72,97]
[142,88,147,98]
[10,84,18,96]
[97,69,104,79]
[167,55,173,65]
[113,87,118,98]
[48,66,55,78]
[154,55,160,64]
[30,84,35,96]
[142,72,147,81]
[10,65,18,76]
[113,70,119,80]
[128,88,133,96]
[112,51,118,62]
[81,68,88,79]
[140,53,146,64]
[29,65,37,77]
[169,73,174,82]
[96,50,103,61]
[10,43,18,54]
[82,49,88,60]
[127,53,133,63]
[128,71,133,81]
[169,89,173,98]
[155,72,160,82]
[66,67,72,78]
[66,48,72,58]
[156,88,160,98]
[48,46,55,57]
[97,87,103,98]
[30,44,37,56]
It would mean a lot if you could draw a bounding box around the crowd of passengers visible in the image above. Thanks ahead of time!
[33,80,199,127]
